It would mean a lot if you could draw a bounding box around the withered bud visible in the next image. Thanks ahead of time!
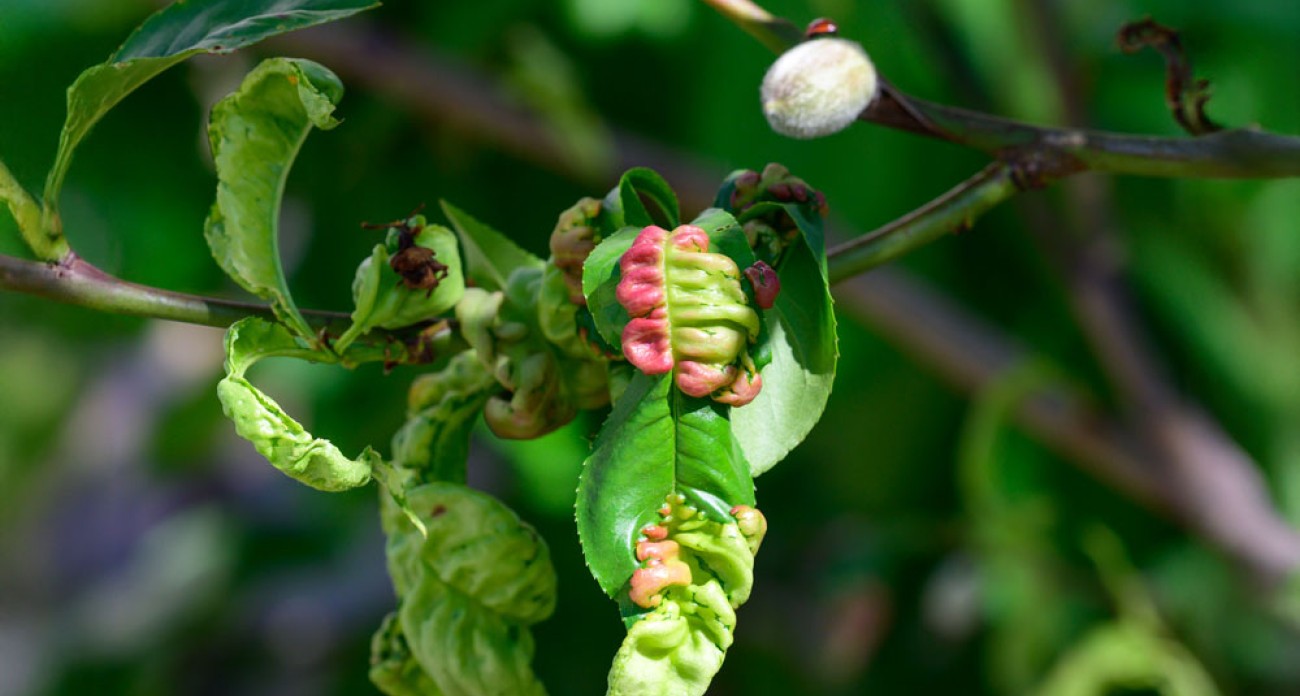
[549,197,603,305]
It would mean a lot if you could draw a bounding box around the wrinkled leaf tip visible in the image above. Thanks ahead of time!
[293,58,346,104]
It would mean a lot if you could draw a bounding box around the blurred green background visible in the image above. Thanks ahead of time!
[2,0,1300,694]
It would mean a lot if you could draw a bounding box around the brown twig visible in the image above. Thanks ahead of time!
[0,252,445,365]
[1117,17,1222,136]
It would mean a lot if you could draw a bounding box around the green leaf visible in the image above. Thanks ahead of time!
[730,204,836,476]
[581,225,639,350]
[440,201,543,292]
[691,208,755,270]
[217,317,376,492]
[606,502,763,696]
[603,167,680,229]
[1036,622,1222,696]
[382,483,555,696]
[369,613,444,696]
[576,372,754,597]
[222,313,326,376]
[0,159,55,259]
[391,351,496,485]
[44,0,378,215]
[205,57,344,340]
[337,221,465,353]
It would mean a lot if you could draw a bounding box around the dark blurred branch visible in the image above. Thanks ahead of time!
[826,163,1019,282]
[834,268,1172,514]
[1019,0,1300,584]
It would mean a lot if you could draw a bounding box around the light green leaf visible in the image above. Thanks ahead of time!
[44,0,378,217]
[337,220,465,352]
[217,317,375,492]
[383,482,555,696]
[576,372,754,597]
[369,612,445,696]
[606,497,763,696]
[441,201,543,292]
[1036,622,1222,696]
[205,57,344,340]
[730,204,836,476]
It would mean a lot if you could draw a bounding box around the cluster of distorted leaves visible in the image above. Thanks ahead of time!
[29,3,839,694]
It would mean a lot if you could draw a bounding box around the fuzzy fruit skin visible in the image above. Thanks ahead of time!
[761,37,878,139]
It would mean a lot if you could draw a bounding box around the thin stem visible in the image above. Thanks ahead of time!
[0,160,68,261]
[698,0,804,54]
[826,163,1021,283]
[0,251,349,330]
[886,96,1300,179]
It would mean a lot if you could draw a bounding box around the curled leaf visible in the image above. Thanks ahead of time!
[549,197,603,305]
[217,317,375,492]
[45,0,378,232]
[205,57,346,340]
[608,498,767,696]
[369,612,444,696]
[380,482,556,696]
[391,351,496,486]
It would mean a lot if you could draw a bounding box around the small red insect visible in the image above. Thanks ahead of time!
[805,17,839,38]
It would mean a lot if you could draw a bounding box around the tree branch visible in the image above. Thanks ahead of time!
[703,0,1300,180]
[0,252,287,328]
[826,163,1020,283]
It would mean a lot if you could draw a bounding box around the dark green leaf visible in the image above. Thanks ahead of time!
[205,58,343,340]
[44,0,379,212]
[392,352,495,485]
[691,207,756,270]
[581,225,639,350]
[731,204,836,476]
[600,167,680,231]
[440,201,543,292]
[576,372,754,597]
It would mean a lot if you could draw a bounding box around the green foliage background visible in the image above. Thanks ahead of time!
[2,0,1300,694]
